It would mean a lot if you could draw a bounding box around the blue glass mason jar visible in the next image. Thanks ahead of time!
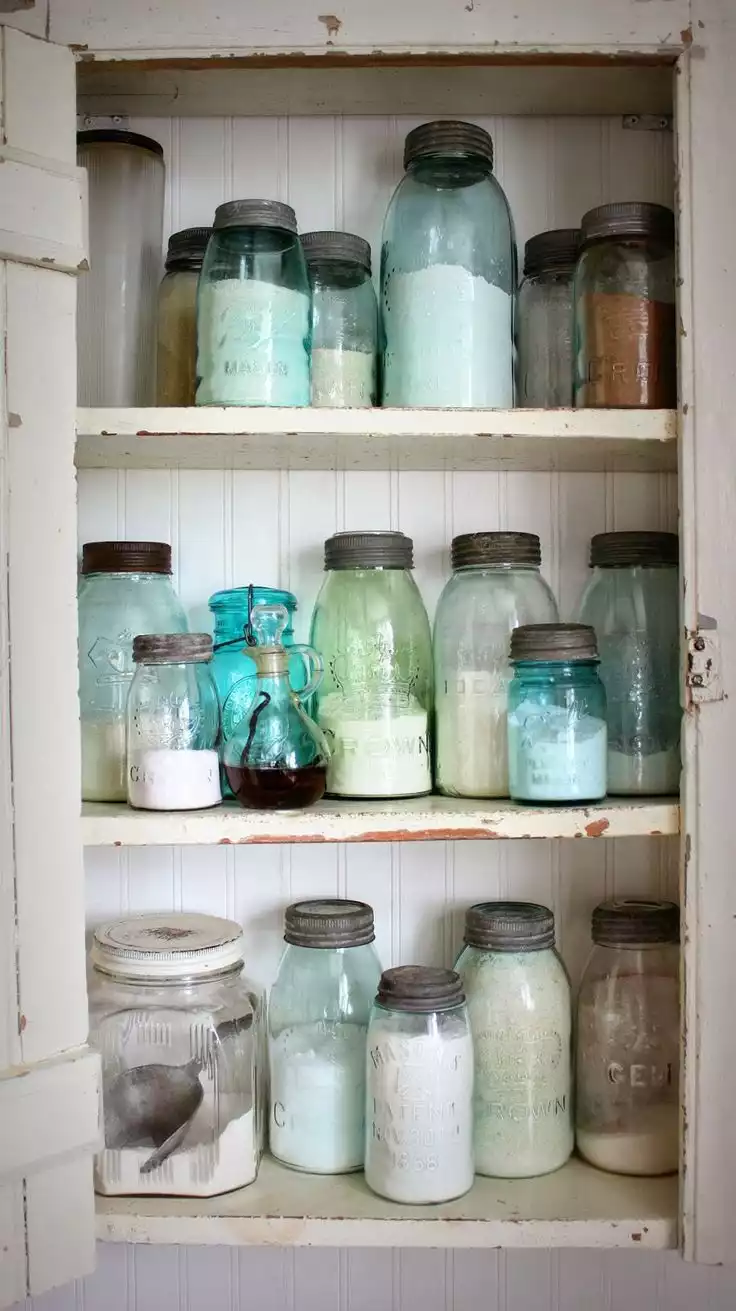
[381,120,515,407]
[302,230,378,407]
[507,624,607,803]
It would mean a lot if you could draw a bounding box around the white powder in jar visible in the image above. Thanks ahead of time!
[269,1022,367,1173]
[508,702,607,802]
[577,1104,679,1176]
[311,347,375,407]
[82,717,128,802]
[607,746,680,795]
[435,672,510,797]
[128,748,222,810]
[318,694,431,798]
[196,278,310,406]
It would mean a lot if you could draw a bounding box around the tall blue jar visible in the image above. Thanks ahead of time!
[507,624,607,803]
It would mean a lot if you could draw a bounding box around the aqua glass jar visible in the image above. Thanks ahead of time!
[508,624,607,803]
[196,200,310,406]
[78,541,188,803]
[576,532,680,795]
[302,230,378,407]
[517,228,580,407]
[381,120,515,407]
[310,532,432,798]
[268,900,382,1174]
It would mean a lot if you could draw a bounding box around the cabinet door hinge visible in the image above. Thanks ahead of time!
[686,626,724,704]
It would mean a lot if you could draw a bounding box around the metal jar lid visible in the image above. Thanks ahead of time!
[324,531,413,571]
[592,899,680,947]
[284,899,375,948]
[165,226,212,272]
[132,633,213,664]
[523,228,582,278]
[376,965,465,1013]
[581,201,675,247]
[81,541,172,575]
[302,230,371,272]
[510,622,598,663]
[452,531,541,570]
[590,531,679,569]
[91,913,245,981]
[77,129,164,158]
[213,199,298,234]
[404,120,494,169]
[464,901,555,952]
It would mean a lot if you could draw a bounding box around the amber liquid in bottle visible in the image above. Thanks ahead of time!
[225,762,327,810]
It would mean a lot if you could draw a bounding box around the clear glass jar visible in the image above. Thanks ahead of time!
[302,230,378,407]
[576,899,680,1176]
[517,228,580,407]
[78,541,188,803]
[127,634,221,811]
[576,532,680,794]
[381,120,515,407]
[508,624,607,803]
[455,902,573,1178]
[365,967,474,1204]
[574,202,676,408]
[89,912,263,1197]
[196,199,310,406]
[434,532,559,798]
[310,532,432,798]
[268,900,382,1174]
[156,226,211,405]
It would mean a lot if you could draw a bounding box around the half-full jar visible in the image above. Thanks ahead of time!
[310,532,432,798]
[517,228,581,407]
[381,120,515,407]
[268,900,381,1174]
[434,532,559,798]
[508,624,607,802]
[302,230,378,407]
[365,967,474,1204]
[574,202,676,408]
[576,899,680,1176]
[156,226,211,404]
[196,200,310,406]
[78,541,188,802]
[576,531,680,794]
[127,634,221,810]
[455,902,573,1178]
[89,912,263,1197]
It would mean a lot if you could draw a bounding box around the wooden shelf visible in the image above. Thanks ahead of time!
[95,1153,677,1250]
[75,407,677,473]
[81,796,679,847]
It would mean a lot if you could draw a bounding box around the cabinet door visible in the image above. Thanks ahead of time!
[0,26,99,1308]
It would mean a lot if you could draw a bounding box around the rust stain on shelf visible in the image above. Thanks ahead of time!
[584,818,610,837]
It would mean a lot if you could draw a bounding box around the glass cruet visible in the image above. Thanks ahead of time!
[221,604,329,809]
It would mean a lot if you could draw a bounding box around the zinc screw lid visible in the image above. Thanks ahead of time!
[302,230,371,272]
[451,531,541,570]
[81,541,173,575]
[510,622,599,663]
[464,901,555,952]
[284,898,375,948]
[376,965,466,1013]
[132,633,213,664]
[592,899,680,947]
[404,120,494,169]
[213,199,298,234]
[580,201,675,246]
[590,531,679,569]
[165,226,212,271]
[324,531,413,571]
[91,913,245,981]
[523,228,582,278]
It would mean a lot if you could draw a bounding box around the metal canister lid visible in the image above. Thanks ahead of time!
[284,899,375,948]
[404,120,494,169]
[77,129,164,158]
[376,966,465,1013]
[523,228,582,278]
[510,622,598,663]
[592,898,680,947]
[165,226,212,271]
[324,531,413,571]
[91,913,244,981]
[590,531,679,569]
[132,633,213,664]
[213,199,298,234]
[302,230,371,272]
[581,201,675,246]
[451,531,541,570]
[81,541,172,575]
[464,901,555,952]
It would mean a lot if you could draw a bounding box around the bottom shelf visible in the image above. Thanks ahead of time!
[95,1154,677,1250]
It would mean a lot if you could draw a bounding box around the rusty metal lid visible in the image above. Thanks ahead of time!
[404,120,493,169]
[464,901,556,952]
[376,965,465,1013]
[592,899,680,947]
[81,541,172,575]
[451,531,541,569]
[213,199,298,234]
[590,531,679,568]
[510,622,598,663]
[284,898,375,948]
[132,634,212,664]
[581,201,675,246]
[523,228,582,277]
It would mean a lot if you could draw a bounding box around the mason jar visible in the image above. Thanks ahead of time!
[507,624,607,803]
[310,532,432,798]
[517,228,580,407]
[89,912,263,1197]
[302,230,378,407]
[576,531,680,794]
[576,899,680,1176]
[196,199,310,406]
[78,541,188,803]
[365,967,474,1204]
[455,901,573,1178]
[156,226,211,405]
[574,202,676,408]
[381,120,515,407]
[434,532,559,798]
[268,900,382,1174]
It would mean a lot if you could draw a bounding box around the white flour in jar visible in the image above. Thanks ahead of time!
[82,717,128,802]
[269,1022,367,1173]
[435,672,510,797]
[318,693,431,798]
[577,1104,679,1176]
[128,748,222,810]
[508,702,607,802]
[197,278,310,406]
[311,347,375,407]
[607,746,680,795]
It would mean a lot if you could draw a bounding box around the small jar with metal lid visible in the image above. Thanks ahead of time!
[507,623,607,803]
[302,230,378,407]
[127,634,222,811]
[517,228,581,407]
[576,899,680,1176]
[156,226,211,405]
[574,202,676,408]
[455,901,573,1178]
[196,199,310,406]
[365,966,474,1204]
[434,531,559,799]
[268,899,382,1174]
[89,912,263,1197]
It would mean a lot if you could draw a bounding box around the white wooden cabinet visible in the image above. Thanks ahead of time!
[2,1,736,1304]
